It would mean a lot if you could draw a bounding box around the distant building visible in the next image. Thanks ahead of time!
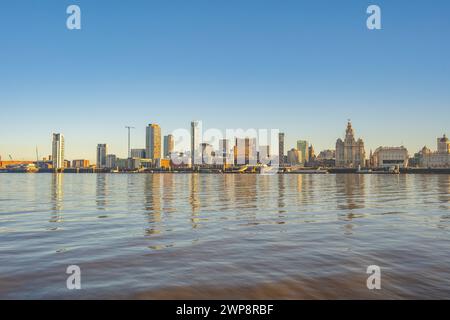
[296,140,309,164]
[106,154,117,169]
[200,143,214,165]
[219,139,232,165]
[234,137,257,165]
[318,149,336,160]
[372,146,409,168]
[52,133,65,170]
[131,148,146,159]
[308,144,316,163]
[287,148,301,165]
[191,121,202,166]
[335,121,366,167]
[418,134,450,167]
[258,145,271,164]
[438,134,450,153]
[72,159,90,168]
[96,144,107,168]
[163,134,174,158]
[278,133,285,165]
[146,124,161,160]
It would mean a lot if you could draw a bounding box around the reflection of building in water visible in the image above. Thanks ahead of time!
[335,174,365,211]
[235,175,257,209]
[144,175,162,236]
[96,174,108,210]
[277,175,285,213]
[162,174,175,213]
[190,174,200,228]
[50,173,64,222]
[437,175,450,205]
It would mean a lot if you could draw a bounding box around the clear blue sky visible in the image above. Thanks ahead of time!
[1,0,449,161]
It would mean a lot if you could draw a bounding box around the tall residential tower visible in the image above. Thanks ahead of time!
[96,144,108,168]
[52,133,65,170]
[146,124,161,160]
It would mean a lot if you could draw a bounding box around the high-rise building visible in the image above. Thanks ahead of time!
[234,137,257,165]
[258,145,271,164]
[296,140,309,164]
[52,133,65,170]
[146,124,161,160]
[96,144,107,168]
[191,121,202,166]
[278,132,285,165]
[335,121,366,167]
[200,143,214,165]
[287,148,301,165]
[308,144,315,163]
[106,154,117,169]
[164,134,174,158]
[131,148,146,159]
[219,139,231,164]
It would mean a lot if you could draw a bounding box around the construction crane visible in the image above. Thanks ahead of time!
[125,126,135,158]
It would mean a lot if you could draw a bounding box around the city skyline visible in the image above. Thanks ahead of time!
[1,119,449,163]
[1,1,450,160]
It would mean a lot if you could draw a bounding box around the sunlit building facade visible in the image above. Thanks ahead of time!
[96,144,107,168]
[52,133,65,170]
[146,124,161,160]
[335,121,366,167]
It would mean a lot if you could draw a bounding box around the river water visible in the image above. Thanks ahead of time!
[0,173,449,299]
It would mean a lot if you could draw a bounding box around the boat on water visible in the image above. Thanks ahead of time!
[6,164,39,173]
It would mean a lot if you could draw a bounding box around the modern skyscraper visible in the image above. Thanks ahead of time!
[219,139,230,165]
[335,121,366,167]
[164,134,174,158]
[258,145,271,164]
[234,137,257,165]
[287,148,301,165]
[106,154,117,169]
[296,140,309,164]
[200,143,214,165]
[96,144,107,168]
[146,124,161,160]
[191,121,202,166]
[52,133,65,170]
[278,132,285,165]
[308,144,316,163]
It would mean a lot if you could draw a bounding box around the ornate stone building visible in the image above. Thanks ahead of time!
[418,134,450,168]
[335,121,366,167]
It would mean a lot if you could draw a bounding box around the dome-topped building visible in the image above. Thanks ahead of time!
[335,121,366,167]
[438,134,450,154]
[418,134,450,167]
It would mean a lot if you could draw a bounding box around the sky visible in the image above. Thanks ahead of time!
[1,0,449,162]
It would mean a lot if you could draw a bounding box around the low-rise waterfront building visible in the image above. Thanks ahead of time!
[371,146,409,168]
[72,159,90,168]
[417,135,450,168]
